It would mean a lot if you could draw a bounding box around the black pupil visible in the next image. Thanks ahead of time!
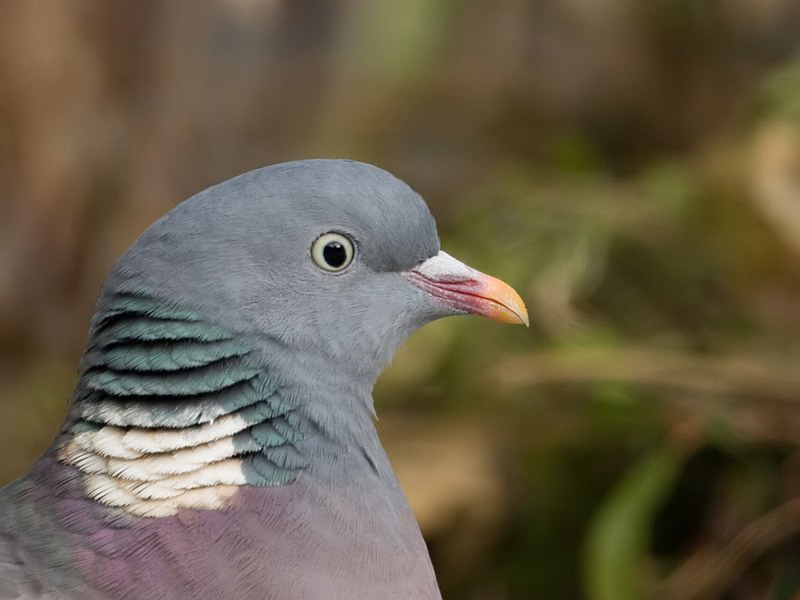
[323,241,347,268]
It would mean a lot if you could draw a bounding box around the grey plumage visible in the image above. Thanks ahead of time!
[0,159,527,599]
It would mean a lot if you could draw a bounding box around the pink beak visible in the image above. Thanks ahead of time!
[403,251,529,326]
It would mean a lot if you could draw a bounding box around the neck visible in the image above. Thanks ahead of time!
[57,289,383,519]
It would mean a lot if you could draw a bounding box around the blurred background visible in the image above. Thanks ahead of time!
[2,1,800,598]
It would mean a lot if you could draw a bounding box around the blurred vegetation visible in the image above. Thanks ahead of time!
[3,1,800,598]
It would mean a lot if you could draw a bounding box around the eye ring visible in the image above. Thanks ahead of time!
[311,232,356,272]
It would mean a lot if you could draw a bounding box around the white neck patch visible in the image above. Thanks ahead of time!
[58,418,254,518]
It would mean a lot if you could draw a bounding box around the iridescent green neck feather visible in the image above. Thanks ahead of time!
[60,290,308,518]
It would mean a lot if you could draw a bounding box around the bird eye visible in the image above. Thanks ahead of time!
[311,232,355,272]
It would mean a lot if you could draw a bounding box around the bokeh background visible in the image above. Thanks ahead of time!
[3,1,800,598]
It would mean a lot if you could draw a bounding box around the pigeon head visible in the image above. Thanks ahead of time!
[53,158,528,519]
[100,159,527,388]
[0,160,528,598]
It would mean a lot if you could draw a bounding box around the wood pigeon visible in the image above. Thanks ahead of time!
[0,160,528,599]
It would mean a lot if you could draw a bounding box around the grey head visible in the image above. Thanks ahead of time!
[104,159,449,390]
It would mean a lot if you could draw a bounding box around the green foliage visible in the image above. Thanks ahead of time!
[584,443,684,600]
[760,60,800,123]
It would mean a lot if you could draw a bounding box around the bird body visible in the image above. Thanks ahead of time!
[0,160,527,599]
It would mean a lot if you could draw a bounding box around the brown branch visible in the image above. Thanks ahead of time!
[491,348,800,404]
[654,498,800,600]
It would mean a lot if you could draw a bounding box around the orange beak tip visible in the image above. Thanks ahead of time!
[479,274,530,327]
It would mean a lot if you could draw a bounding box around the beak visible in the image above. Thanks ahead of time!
[403,251,529,327]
